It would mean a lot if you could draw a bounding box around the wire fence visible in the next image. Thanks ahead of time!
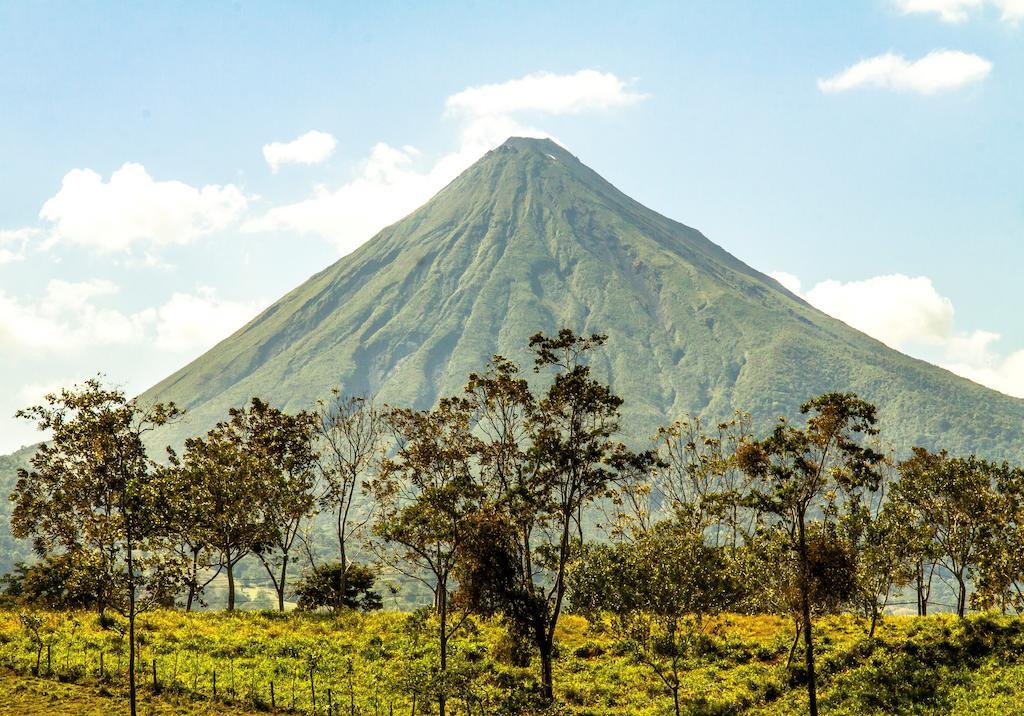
[0,636,412,715]
[0,620,504,716]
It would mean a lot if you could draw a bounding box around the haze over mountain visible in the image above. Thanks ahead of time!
[129,136,1023,459]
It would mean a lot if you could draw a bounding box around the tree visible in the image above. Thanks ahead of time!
[157,461,220,612]
[314,393,384,607]
[372,399,483,716]
[975,462,1024,614]
[528,330,628,700]
[242,399,319,612]
[178,417,267,611]
[458,331,628,701]
[570,521,739,716]
[737,392,883,716]
[610,412,753,549]
[293,562,383,611]
[0,555,107,611]
[179,398,317,611]
[895,448,1003,617]
[884,448,944,616]
[10,378,186,716]
[840,452,919,638]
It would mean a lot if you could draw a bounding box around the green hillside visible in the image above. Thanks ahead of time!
[0,446,36,573]
[136,136,1023,459]
[3,610,1024,715]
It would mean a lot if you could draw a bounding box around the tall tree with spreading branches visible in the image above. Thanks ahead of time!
[372,398,483,716]
[314,393,385,608]
[457,331,631,701]
[737,392,883,716]
[895,448,1004,617]
[178,414,268,611]
[242,399,319,612]
[11,378,185,716]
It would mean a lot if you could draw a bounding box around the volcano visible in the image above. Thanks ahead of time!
[140,137,1024,458]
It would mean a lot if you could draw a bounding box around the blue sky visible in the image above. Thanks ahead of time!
[1,1,1022,452]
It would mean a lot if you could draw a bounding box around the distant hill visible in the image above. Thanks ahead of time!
[0,445,37,573]
[135,136,1023,459]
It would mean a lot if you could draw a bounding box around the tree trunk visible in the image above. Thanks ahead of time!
[438,579,447,716]
[798,515,818,716]
[869,604,879,640]
[786,622,802,669]
[277,553,289,612]
[128,541,138,716]
[539,637,554,702]
[226,555,236,611]
[338,513,348,611]
[672,685,681,716]
[916,566,925,616]
[186,546,200,612]
[916,562,932,616]
[954,573,962,618]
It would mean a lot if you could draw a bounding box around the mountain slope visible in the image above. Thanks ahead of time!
[139,137,1023,459]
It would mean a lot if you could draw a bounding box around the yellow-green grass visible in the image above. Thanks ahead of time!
[1,609,1023,715]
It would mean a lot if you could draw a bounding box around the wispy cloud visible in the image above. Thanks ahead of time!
[818,50,992,94]
[893,0,1024,24]
[246,70,648,256]
[0,281,261,355]
[263,130,338,172]
[153,287,263,352]
[0,279,152,351]
[445,69,647,117]
[0,227,38,264]
[772,271,1024,398]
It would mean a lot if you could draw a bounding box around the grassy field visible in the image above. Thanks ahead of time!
[1,608,1024,714]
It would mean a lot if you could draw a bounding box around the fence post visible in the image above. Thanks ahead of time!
[309,667,316,713]
[270,680,276,710]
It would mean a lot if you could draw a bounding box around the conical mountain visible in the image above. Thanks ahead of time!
[141,137,1024,458]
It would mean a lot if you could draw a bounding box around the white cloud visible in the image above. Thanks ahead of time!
[0,227,39,264]
[153,288,263,352]
[246,70,646,255]
[894,0,1024,23]
[445,70,647,117]
[805,275,954,349]
[818,50,992,94]
[944,345,1024,397]
[245,120,548,253]
[0,279,153,351]
[39,163,248,253]
[769,271,803,295]
[776,271,1024,398]
[0,281,260,357]
[0,228,39,244]
[263,130,338,172]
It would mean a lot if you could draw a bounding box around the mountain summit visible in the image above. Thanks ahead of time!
[141,137,1024,457]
